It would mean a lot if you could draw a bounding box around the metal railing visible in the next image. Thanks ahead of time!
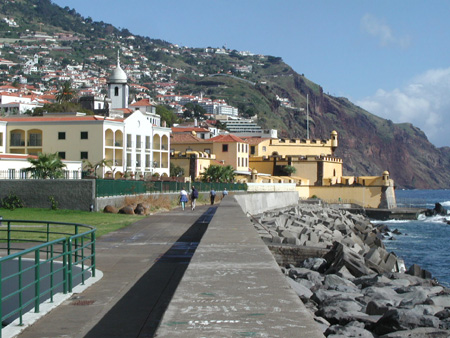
[0,220,96,335]
[96,179,247,197]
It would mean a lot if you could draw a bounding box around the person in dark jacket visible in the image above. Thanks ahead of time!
[210,189,216,205]
[190,186,198,210]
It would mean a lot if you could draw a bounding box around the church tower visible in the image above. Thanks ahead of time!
[108,51,129,109]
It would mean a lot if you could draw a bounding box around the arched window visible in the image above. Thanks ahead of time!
[114,86,119,96]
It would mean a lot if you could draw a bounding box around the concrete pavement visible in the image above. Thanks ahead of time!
[15,205,217,338]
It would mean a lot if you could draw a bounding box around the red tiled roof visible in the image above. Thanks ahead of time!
[171,127,209,133]
[209,134,247,143]
[170,133,207,144]
[130,98,153,106]
[0,115,124,123]
[0,154,38,160]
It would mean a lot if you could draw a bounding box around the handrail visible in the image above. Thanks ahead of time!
[0,220,96,337]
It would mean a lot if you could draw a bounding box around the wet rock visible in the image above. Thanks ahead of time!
[326,322,376,338]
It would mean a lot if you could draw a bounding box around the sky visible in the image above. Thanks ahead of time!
[52,0,450,147]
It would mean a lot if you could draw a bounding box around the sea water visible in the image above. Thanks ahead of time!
[371,189,450,287]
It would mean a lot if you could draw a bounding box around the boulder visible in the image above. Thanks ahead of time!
[134,203,146,215]
[118,205,135,215]
[103,205,119,213]
[286,277,313,299]
[323,274,357,290]
[373,308,440,335]
[378,327,450,337]
[324,242,374,277]
[326,323,376,338]
[300,257,327,272]
[406,264,432,279]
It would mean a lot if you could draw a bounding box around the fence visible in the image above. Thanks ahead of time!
[95,179,247,197]
[0,220,96,335]
[0,170,81,180]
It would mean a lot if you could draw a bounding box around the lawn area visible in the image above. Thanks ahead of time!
[0,208,145,239]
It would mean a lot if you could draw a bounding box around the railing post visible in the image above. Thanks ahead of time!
[34,250,40,313]
[67,238,73,293]
[7,221,11,255]
[91,231,96,278]
[18,257,23,326]
[63,239,68,294]
[0,263,2,338]
[50,244,54,303]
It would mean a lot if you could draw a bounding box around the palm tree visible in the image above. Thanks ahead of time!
[56,81,76,103]
[83,158,113,178]
[201,165,235,183]
[27,153,66,179]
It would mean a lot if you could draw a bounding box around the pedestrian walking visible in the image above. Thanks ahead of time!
[190,186,198,210]
[179,187,188,211]
[222,188,228,199]
[210,188,216,205]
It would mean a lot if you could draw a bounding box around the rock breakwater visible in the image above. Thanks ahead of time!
[252,202,450,337]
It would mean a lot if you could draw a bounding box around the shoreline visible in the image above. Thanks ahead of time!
[252,202,450,336]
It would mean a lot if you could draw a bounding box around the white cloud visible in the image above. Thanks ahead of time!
[361,14,411,48]
[356,67,450,147]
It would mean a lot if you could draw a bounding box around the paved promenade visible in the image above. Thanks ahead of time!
[14,195,324,338]
[17,205,216,338]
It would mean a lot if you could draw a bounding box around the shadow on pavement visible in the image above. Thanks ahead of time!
[84,206,217,338]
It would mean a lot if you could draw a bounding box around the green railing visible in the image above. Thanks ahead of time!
[0,220,96,335]
[96,179,247,197]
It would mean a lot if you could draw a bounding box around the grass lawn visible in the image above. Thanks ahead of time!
[0,208,145,239]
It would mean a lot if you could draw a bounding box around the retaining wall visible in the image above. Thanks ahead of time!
[234,191,299,215]
[0,180,95,211]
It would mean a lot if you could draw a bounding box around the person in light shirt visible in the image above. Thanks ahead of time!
[179,187,188,211]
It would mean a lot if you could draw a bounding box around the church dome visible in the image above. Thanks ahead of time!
[109,63,127,84]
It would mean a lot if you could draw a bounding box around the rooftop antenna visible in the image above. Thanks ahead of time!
[306,94,309,139]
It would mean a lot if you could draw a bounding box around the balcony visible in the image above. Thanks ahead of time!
[10,140,25,147]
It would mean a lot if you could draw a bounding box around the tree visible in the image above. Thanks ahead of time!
[170,165,185,178]
[156,105,179,127]
[283,165,296,176]
[83,159,112,178]
[26,153,66,179]
[201,165,235,183]
[56,81,77,103]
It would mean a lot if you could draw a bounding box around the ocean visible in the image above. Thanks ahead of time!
[372,189,450,287]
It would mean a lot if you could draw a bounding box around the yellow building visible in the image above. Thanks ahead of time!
[171,133,249,172]
[170,151,218,180]
[244,131,396,209]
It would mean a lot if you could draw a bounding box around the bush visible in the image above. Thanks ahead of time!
[1,193,24,210]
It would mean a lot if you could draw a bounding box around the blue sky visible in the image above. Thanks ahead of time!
[52,0,450,147]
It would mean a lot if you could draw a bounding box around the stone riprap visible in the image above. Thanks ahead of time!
[252,203,450,337]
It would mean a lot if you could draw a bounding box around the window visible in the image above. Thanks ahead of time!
[250,146,255,155]
[262,146,267,152]
[114,86,119,96]
[204,148,211,155]
[58,132,66,140]
[81,151,88,160]
[58,152,66,159]
[0,133,3,146]
[237,144,240,152]
[81,131,88,140]
[238,158,240,166]
[28,133,42,146]
[11,132,23,146]
[222,144,228,152]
